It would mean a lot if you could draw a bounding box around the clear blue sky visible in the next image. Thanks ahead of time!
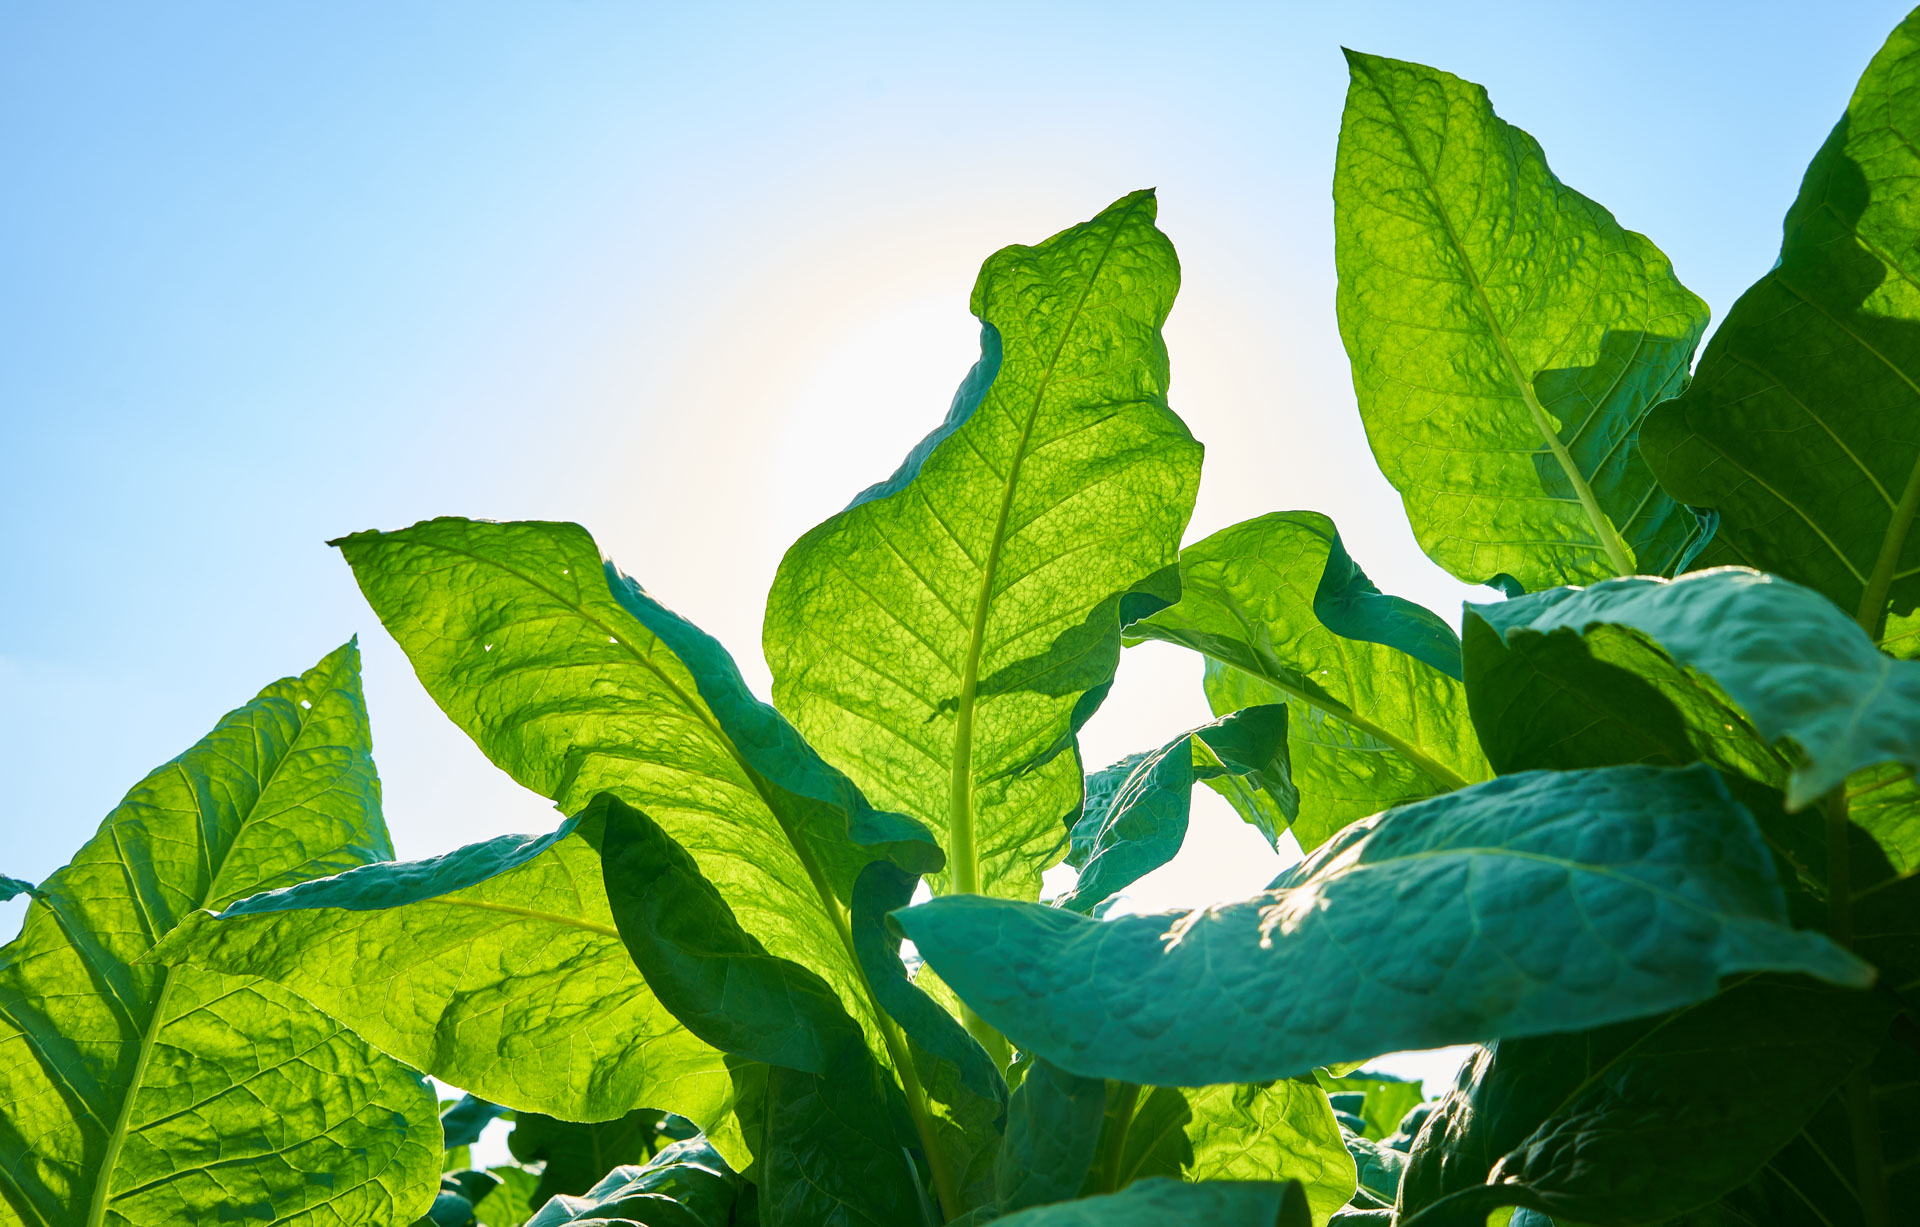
[4,0,1910,979]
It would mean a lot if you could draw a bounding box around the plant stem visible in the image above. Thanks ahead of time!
[1822,788,1892,1227]
[1094,1082,1142,1194]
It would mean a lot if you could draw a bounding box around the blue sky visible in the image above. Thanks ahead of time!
[3,3,1912,1089]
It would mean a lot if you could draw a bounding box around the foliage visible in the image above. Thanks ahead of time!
[8,11,1920,1227]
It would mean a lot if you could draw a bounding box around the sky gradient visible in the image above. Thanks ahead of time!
[5,0,1914,1091]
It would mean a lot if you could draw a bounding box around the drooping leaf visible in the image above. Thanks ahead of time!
[0,642,440,1227]
[986,1177,1311,1227]
[898,765,1870,1088]
[1335,50,1711,591]
[441,1095,513,1151]
[1113,1080,1356,1226]
[506,1104,691,1211]
[1129,511,1490,850]
[1396,977,1895,1226]
[476,1166,541,1227]
[0,878,33,903]
[1341,1131,1405,1211]
[1642,11,1920,650]
[521,1136,738,1227]
[1313,1071,1424,1143]
[763,190,1202,903]
[753,1055,927,1227]
[160,520,941,1155]
[1466,569,1920,806]
[1060,704,1293,913]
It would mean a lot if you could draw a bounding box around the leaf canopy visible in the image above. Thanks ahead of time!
[986,1177,1310,1227]
[898,765,1869,1088]
[0,643,439,1227]
[1335,50,1710,591]
[763,189,1202,902]
[1643,11,1920,650]
[1128,511,1489,851]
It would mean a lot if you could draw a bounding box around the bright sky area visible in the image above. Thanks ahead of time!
[4,1,1912,1123]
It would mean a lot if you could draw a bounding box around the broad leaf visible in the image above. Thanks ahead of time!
[992,1059,1107,1215]
[1060,704,1293,913]
[161,520,940,1155]
[0,642,439,1227]
[1313,1071,1423,1143]
[506,1103,689,1211]
[1341,1131,1405,1211]
[987,1177,1310,1227]
[1466,569,1920,806]
[0,878,32,903]
[441,1095,513,1151]
[477,1166,540,1227]
[1642,11,1920,649]
[1396,976,1893,1225]
[1113,1080,1355,1226]
[763,189,1202,903]
[521,1136,737,1227]
[1129,511,1490,850]
[898,765,1870,1088]
[1335,51,1710,590]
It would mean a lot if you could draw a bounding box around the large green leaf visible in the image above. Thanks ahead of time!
[520,1136,738,1227]
[160,519,941,1156]
[1335,50,1710,591]
[1466,570,1920,807]
[1114,1080,1355,1226]
[1060,704,1293,913]
[1128,511,1490,851]
[505,1103,685,1211]
[1395,977,1893,1226]
[986,1178,1310,1227]
[898,765,1870,1089]
[0,643,439,1227]
[991,1059,1107,1215]
[762,190,1202,904]
[1643,11,1920,649]
[1313,1072,1423,1144]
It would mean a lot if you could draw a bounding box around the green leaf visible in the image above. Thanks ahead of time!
[1114,1081,1356,1226]
[520,1136,738,1227]
[898,764,1871,1088]
[1129,511,1490,850]
[162,518,942,1155]
[0,642,440,1227]
[477,1166,540,1227]
[1061,704,1294,913]
[441,1095,513,1151]
[0,877,33,903]
[506,1106,688,1211]
[1396,977,1895,1226]
[1466,569,1920,807]
[992,1058,1107,1215]
[1642,12,1920,648]
[1334,50,1711,590]
[987,1177,1311,1227]
[762,189,1203,903]
[1313,1071,1424,1143]
[1341,1131,1405,1210]
[753,1055,928,1227]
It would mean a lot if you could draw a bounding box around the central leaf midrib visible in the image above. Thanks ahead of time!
[86,687,324,1227]
[1359,61,1634,578]
[949,197,1142,896]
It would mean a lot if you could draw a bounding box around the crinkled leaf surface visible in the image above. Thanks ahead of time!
[1114,1080,1354,1226]
[763,190,1202,902]
[899,765,1869,1088]
[0,642,439,1227]
[1397,977,1894,1226]
[1335,51,1710,590]
[1467,569,1920,806]
[521,1137,736,1227]
[1129,511,1489,851]
[991,1058,1106,1216]
[1642,12,1920,650]
[987,1177,1309,1227]
[1313,1072,1423,1144]
[1060,704,1292,913]
[162,518,939,1154]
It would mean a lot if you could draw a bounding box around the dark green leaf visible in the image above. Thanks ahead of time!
[987,1177,1310,1227]
[1467,570,1920,806]
[1642,12,1920,650]
[763,190,1202,903]
[1335,50,1710,590]
[442,1095,513,1150]
[1341,1131,1405,1209]
[507,1107,688,1211]
[0,643,440,1227]
[753,1056,927,1227]
[898,765,1870,1088]
[520,1136,738,1227]
[0,877,33,903]
[992,1058,1107,1215]
[1129,511,1489,850]
[1313,1072,1423,1143]
[1061,705,1293,913]
[1397,977,1893,1226]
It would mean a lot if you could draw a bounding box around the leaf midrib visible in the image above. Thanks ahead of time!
[1356,58,1635,578]
[85,689,322,1227]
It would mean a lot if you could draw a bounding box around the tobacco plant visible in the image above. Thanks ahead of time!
[5,10,1920,1227]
